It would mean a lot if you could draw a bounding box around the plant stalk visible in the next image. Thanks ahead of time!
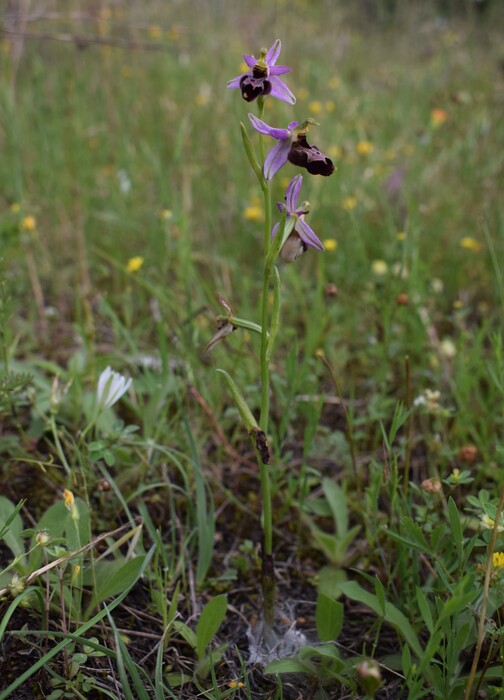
[257,95,276,626]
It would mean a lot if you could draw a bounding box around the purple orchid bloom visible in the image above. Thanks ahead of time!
[227,39,295,105]
[248,114,335,180]
[273,175,324,263]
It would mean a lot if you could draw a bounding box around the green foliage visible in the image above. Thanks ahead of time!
[173,595,228,680]
[0,497,25,563]
[316,593,344,643]
[303,478,360,566]
[0,1,503,697]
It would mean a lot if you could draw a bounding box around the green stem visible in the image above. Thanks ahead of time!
[49,415,72,477]
[259,222,273,563]
[257,97,271,255]
[257,96,276,625]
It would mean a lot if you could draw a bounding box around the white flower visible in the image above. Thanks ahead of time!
[414,389,442,414]
[97,367,132,409]
[440,338,456,359]
[481,514,504,532]
[117,169,131,194]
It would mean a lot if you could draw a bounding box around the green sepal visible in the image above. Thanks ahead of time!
[240,122,263,185]
[216,369,259,432]
[230,316,265,336]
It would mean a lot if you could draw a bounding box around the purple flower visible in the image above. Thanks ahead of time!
[273,175,324,262]
[227,39,295,105]
[248,114,334,180]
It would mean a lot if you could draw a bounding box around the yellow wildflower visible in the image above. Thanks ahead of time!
[127,256,144,273]
[160,209,173,220]
[72,564,81,584]
[64,489,79,523]
[244,205,263,222]
[195,83,211,107]
[167,27,182,42]
[396,231,407,241]
[243,205,263,222]
[195,92,209,107]
[341,196,357,212]
[309,100,323,115]
[431,108,448,127]
[493,552,504,569]
[148,25,163,40]
[228,680,245,689]
[371,259,388,276]
[329,76,340,89]
[357,140,374,155]
[460,237,481,252]
[63,489,75,510]
[323,239,337,252]
[10,202,20,213]
[21,215,36,231]
[453,299,463,309]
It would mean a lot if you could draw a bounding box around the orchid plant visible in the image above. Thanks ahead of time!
[214,39,334,645]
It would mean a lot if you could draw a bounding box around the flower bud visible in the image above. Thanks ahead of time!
[325,283,338,297]
[356,660,381,697]
[458,444,477,463]
[421,477,442,494]
[35,530,50,547]
[10,574,26,597]
[63,488,80,523]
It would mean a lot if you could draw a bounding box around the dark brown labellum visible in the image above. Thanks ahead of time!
[240,75,272,102]
[288,134,335,176]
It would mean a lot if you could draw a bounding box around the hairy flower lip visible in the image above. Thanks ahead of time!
[289,134,335,176]
[248,114,334,180]
[227,39,295,105]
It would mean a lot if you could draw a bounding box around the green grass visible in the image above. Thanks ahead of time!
[1,0,504,697]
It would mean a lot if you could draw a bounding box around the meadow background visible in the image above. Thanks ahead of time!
[1,0,504,698]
